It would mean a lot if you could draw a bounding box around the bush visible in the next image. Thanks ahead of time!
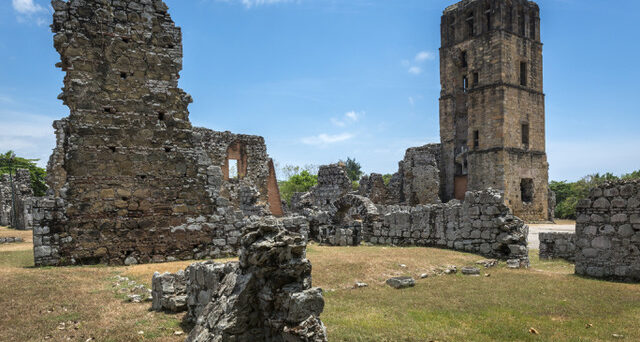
[278,170,318,205]
[551,171,640,219]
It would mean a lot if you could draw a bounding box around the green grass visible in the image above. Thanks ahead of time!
[1,239,639,341]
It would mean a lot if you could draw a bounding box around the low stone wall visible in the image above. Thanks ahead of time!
[0,237,24,244]
[151,218,327,342]
[539,232,575,262]
[575,180,640,281]
[366,189,529,265]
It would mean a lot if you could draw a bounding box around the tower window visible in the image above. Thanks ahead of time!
[473,72,479,86]
[530,14,536,39]
[485,7,491,31]
[521,178,534,203]
[473,130,479,148]
[461,51,468,68]
[520,62,527,86]
[463,76,469,92]
[521,123,530,147]
[519,9,525,36]
[228,159,238,179]
[466,12,475,37]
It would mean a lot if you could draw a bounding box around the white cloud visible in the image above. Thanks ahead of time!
[331,110,364,127]
[408,66,422,75]
[404,50,434,75]
[408,96,414,106]
[301,133,354,146]
[216,0,298,8]
[415,51,435,62]
[0,110,56,167]
[12,0,48,26]
[12,0,45,14]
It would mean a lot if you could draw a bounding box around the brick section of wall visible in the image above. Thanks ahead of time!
[539,232,575,262]
[575,180,640,281]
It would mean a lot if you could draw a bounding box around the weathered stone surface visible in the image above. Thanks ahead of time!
[360,144,442,206]
[386,277,416,289]
[151,271,187,312]
[575,180,640,281]
[186,218,327,342]
[461,266,480,275]
[0,169,34,230]
[34,0,284,266]
[440,0,549,222]
[539,232,576,262]
[0,237,24,244]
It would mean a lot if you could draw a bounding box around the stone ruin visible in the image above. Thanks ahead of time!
[33,0,284,266]
[359,144,442,206]
[289,162,530,266]
[152,218,327,342]
[0,169,34,230]
[540,179,640,282]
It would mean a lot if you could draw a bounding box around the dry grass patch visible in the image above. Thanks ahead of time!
[1,238,639,341]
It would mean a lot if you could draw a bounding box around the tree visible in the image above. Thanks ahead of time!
[278,170,318,204]
[0,151,47,196]
[341,157,363,182]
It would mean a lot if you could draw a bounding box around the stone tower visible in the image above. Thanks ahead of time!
[439,0,549,221]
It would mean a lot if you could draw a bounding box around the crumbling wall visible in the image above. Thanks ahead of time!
[359,144,442,206]
[575,180,640,281]
[539,232,575,262]
[365,189,529,265]
[34,0,283,266]
[0,169,34,230]
[152,218,327,342]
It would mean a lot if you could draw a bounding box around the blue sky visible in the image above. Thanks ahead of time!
[1,0,639,182]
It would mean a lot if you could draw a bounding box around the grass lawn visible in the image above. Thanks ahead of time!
[1,225,638,341]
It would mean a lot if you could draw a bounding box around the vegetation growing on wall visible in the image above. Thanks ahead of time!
[551,171,640,219]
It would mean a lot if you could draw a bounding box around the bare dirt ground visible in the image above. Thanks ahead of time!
[528,220,576,250]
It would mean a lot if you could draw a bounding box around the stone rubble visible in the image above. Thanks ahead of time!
[152,218,327,342]
[385,277,416,289]
[0,237,24,244]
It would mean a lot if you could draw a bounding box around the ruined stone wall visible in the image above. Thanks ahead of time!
[35,0,282,266]
[359,144,442,206]
[151,218,327,342]
[574,180,640,281]
[0,170,34,229]
[366,189,529,265]
[439,0,549,221]
[539,232,575,262]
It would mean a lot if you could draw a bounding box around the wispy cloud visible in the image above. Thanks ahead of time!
[216,0,299,9]
[403,50,435,75]
[0,109,56,167]
[331,110,364,127]
[415,51,435,62]
[301,133,354,146]
[12,0,48,26]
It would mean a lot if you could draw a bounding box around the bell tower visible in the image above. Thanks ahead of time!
[439,0,549,221]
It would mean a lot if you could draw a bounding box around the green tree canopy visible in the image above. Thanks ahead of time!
[341,157,363,182]
[0,151,47,197]
[278,169,318,205]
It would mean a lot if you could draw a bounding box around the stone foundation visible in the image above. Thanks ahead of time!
[539,232,575,262]
[575,180,640,281]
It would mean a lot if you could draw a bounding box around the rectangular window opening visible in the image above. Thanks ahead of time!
[473,72,479,86]
[461,51,468,68]
[463,76,469,92]
[520,61,527,86]
[485,9,491,31]
[521,123,530,147]
[521,178,534,203]
[228,159,238,179]
[529,16,536,39]
[466,13,475,37]
[473,130,479,148]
